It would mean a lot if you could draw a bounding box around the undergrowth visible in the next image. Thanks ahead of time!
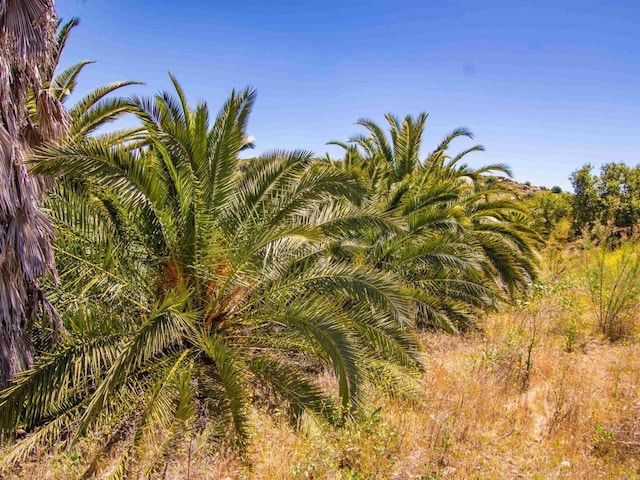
[5,247,640,479]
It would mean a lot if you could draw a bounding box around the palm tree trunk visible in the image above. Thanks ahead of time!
[0,0,66,389]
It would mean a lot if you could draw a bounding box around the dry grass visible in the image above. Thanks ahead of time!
[7,257,640,479]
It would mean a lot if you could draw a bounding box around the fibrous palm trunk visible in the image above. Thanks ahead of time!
[0,0,66,389]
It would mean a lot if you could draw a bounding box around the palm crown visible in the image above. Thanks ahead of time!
[330,113,541,331]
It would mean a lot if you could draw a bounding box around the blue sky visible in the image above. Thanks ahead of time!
[56,0,640,189]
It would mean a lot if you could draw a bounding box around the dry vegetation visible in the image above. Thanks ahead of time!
[8,250,640,480]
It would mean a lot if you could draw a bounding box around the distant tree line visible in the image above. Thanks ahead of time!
[523,162,640,240]
[570,162,640,236]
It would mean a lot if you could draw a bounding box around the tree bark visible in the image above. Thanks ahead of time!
[0,0,65,389]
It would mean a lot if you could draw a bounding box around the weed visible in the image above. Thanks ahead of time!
[593,425,616,458]
[563,318,579,352]
[583,234,640,341]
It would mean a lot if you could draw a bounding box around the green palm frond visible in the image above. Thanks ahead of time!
[75,296,194,438]
[51,17,80,75]
[0,336,121,433]
[249,356,336,424]
[69,85,143,139]
[278,299,360,410]
[50,60,95,102]
[107,351,193,479]
[196,332,250,445]
[1,406,81,467]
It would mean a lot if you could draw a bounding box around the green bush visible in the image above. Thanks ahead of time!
[583,235,640,341]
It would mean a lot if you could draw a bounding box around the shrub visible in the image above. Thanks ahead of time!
[582,235,640,341]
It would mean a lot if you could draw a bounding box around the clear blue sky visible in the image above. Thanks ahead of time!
[56,0,640,190]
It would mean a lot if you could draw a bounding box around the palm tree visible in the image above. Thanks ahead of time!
[330,114,541,330]
[459,182,541,297]
[0,79,422,477]
[0,0,66,389]
[18,17,143,348]
[27,17,144,147]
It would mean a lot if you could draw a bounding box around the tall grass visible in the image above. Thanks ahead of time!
[583,234,640,341]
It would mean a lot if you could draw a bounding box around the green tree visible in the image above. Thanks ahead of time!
[1,80,422,475]
[570,164,602,233]
[599,162,640,232]
[526,190,573,236]
[570,162,640,236]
